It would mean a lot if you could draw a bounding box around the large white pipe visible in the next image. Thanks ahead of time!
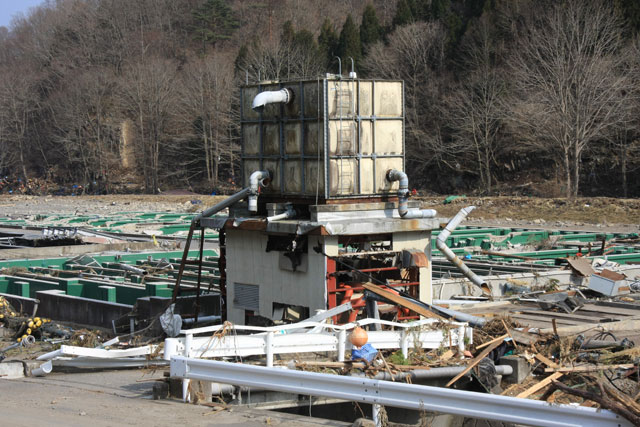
[386,169,437,218]
[436,206,490,294]
[252,88,292,111]
[248,170,270,213]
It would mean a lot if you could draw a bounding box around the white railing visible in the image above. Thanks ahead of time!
[164,318,471,367]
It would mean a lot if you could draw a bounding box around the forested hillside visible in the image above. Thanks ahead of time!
[0,0,638,197]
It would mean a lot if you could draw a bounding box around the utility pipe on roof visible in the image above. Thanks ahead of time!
[266,203,296,222]
[386,169,437,219]
[436,206,490,295]
[252,88,292,111]
[248,170,271,213]
[193,187,252,223]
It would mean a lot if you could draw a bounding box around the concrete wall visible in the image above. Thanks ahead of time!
[36,290,132,328]
[393,230,432,304]
[225,229,327,324]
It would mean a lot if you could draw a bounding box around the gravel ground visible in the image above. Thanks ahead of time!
[1,195,638,233]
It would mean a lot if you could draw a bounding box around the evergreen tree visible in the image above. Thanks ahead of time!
[360,4,383,50]
[337,14,362,70]
[615,0,640,36]
[318,19,339,67]
[294,29,317,52]
[430,0,451,21]
[393,0,415,28]
[234,43,249,74]
[191,0,240,52]
[281,20,296,44]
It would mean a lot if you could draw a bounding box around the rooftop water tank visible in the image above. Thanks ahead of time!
[241,77,405,201]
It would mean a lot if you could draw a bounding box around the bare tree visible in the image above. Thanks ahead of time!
[119,57,179,193]
[448,15,505,194]
[179,54,237,187]
[48,68,119,185]
[363,22,466,186]
[0,69,40,180]
[509,0,632,198]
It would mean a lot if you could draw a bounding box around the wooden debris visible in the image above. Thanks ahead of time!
[446,339,503,387]
[439,349,454,361]
[553,379,640,426]
[475,334,509,350]
[565,257,595,277]
[361,283,444,319]
[516,372,564,399]
[509,329,538,346]
[544,364,635,373]
[534,353,559,369]
[501,319,519,350]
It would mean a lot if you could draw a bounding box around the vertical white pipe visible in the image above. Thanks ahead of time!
[401,330,409,359]
[338,329,346,362]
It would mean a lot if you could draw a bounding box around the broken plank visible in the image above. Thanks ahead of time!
[516,372,564,399]
[517,310,603,323]
[361,283,444,320]
[509,314,585,326]
[544,364,635,373]
[446,339,503,388]
[534,353,559,369]
[475,334,509,350]
[509,329,539,346]
[578,304,640,317]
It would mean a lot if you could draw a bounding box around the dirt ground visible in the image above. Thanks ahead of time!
[1,194,638,233]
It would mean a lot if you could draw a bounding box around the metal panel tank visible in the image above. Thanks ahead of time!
[241,77,405,201]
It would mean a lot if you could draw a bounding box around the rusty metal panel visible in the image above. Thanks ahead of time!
[284,123,301,155]
[375,120,403,154]
[374,81,402,117]
[304,122,323,156]
[359,121,373,155]
[375,158,403,193]
[328,121,357,156]
[243,124,260,155]
[303,81,321,118]
[358,81,373,116]
[242,86,260,121]
[262,159,280,194]
[329,159,358,196]
[328,81,356,118]
[283,160,303,193]
[304,160,324,196]
[263,124,279,156]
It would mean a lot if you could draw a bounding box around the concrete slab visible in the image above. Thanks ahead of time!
[0,369,350,426]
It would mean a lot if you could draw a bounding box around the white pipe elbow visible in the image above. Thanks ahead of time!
[252,88,292,111]
[267,204,296,222]
[386,169,410,217]
[248,170,271,213]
